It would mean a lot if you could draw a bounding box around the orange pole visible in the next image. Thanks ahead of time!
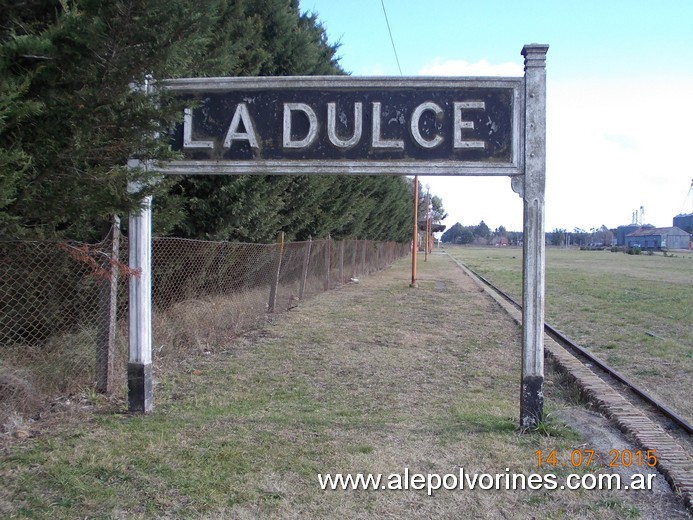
[424,187,430,262]
[410,176,418,287]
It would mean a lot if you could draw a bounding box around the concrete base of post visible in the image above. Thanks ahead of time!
[520,375,544,430]
[128,362,153,413]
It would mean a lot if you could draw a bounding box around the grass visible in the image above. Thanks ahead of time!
[0,253,686,518]
[446,246,693,425]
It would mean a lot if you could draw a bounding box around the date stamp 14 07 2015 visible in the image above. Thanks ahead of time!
[535,449,657,469]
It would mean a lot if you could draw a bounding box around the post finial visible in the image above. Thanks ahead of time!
[522,44,549,70]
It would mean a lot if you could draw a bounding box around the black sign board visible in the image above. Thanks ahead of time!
[161,76,523,176]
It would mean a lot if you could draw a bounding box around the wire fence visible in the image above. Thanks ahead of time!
[0,231,409,427]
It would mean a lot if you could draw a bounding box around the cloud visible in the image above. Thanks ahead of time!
[603,133,638,150]
[545,78,693,229]
[419,58,524,77]
[421,75,693,231]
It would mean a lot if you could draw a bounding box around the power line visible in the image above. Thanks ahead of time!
[379,0,402,75]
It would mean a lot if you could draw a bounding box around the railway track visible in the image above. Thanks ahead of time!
[446,252,693,510]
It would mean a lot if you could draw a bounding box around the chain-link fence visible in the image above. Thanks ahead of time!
[0,231,409,426]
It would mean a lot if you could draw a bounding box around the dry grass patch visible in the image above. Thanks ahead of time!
[1,253,688,519]
[447,246,693,425]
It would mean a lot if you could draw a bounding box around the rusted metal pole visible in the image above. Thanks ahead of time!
[410,176,418,287]
[424,185,430,262]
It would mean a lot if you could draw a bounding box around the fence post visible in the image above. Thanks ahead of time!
[361,240,366,275]
[299,235,312,300]
[351,240,358,278]
[267,232,285,313]
[338,240,344,284]
[96,216,120,394]
[324,234,331,291]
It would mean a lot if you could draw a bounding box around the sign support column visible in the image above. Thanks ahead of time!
[128,170,153,413]
[127,75,155,413]
[519,43,549,429]
[153,55,545,424]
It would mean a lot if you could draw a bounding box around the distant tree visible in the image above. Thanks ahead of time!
[594,225,614,247]
[548,228,566,246]
[572,228,589,246]
[415,182,446,224]
[507,231,522,245]
[430,195,447,224]
[441,222,474,244]
[493,225,507,238]
[458,228,475,244]
[441,222,462,243]
[473,220,491,240]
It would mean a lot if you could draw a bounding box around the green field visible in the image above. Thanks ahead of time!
[446,246,693,424]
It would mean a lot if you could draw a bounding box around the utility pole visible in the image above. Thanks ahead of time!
[424,184,430,262]
[410,176,418,288]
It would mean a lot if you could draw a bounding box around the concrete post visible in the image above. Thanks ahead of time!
[519,43,549,429]
[128,173,153,413]
[127,75,155,413]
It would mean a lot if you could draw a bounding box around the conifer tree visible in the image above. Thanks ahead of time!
[1,0,424,243]
[1,0,234,238]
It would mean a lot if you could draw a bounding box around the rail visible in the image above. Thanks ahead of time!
[457,258,693,436]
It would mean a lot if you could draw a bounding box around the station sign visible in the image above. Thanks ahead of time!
[129,45,548,427]
[161,76,523,176]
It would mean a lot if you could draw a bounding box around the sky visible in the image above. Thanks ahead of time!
[301,0,693,232]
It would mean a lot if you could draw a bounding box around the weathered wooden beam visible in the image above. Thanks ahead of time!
[267,232,285,313]
[96,216,120,395]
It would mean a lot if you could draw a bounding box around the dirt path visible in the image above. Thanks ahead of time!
[213,252,689,518]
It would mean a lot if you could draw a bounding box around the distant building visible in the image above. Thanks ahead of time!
[673,213,693,233]
[616,224,643,246]
[625,226,691,250]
